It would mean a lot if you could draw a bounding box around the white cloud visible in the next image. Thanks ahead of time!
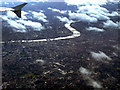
[31,11,48,22]
[79,67,102,88]
[0,15,26,32]
[16,19,44,31]
[60,10,68,14]
[65,1,118,23]
[1,12,44,32]
[21,11,29,19]
[30,0,48,2]
[77,5,110,20]
[4,0,119,3]
[77,5,109,14]
[48,7,60,12]
[65,0,119,6]
[91,51,112,61]
[56,16,71,22]
[0,15,9,21]
[87,27,104,32]
[106,12,119,16]
[90,14,110,20]
[89,79,102,88]
[103,20,118,28]
[65,0,107,5]
[16,0,27,2]
[6,11,28,19]
[3,0,47,2]
[7,20,26,32]
[48,7,67,14]
[7,11,18,19]
[35,59,45,65]
[7,20,25,29]
[4,2,9,4]
[68,11,97,22]
[79,67,91,75]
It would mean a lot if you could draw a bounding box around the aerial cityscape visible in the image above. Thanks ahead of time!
[0,0,120,89]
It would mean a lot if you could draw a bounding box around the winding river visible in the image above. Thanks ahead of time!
[0,21,80,43]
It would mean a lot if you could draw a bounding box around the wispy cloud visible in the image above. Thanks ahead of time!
[87,27,104,32]
[77,5,110,20]
[48,7,68,14]
[79,67,102,88]
[79,67,91,75]
[16,19,44,31]
[0,10,45,32]
[103,20,118,28]
[56,16,72,22]
[65,0,118,23]
[0,15,26,32]
[68,11,97,22]
[91,51,112,61]
[31,11,48,22]
[65,0,119,6]
[6,11,28,19]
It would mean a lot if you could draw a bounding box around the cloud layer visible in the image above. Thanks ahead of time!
[0,11,45,32]
[31,11,48,22]
[103,20,118,28]
[65,0,119,5]
[68,11,98,22]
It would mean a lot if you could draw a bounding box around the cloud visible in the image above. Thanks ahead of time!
[21,11,29,19]
[56,16,72,22]
[66,2,119,22]
[90,14,110,20]
[7,11,18,19]
[68,11,98,22]
[65,0,119,6]
[7,20,26,29]
[48,7,60,12]
[79,67,91,75]
[65,0,107,5]
[35,59,45,65]
[4,2,9,4]
[103,20,118,28]
[0,15,26,32]
[89,79,102,88]
[4,0,119,3]
[16,19,44,31]
[77,5,109,14]
[31,11,48,22]
[87,27,104,32]
[65,1,118,23]
[18,0,27,2]
[77,5,110,20]
[48,7,68,14]
[79,67,102,88]
[6,0,64,2]
[1,11,45,32]
[30,0,48,2]
[6,11,28,19]
[106,12,119,16]
[91,51,112,61]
